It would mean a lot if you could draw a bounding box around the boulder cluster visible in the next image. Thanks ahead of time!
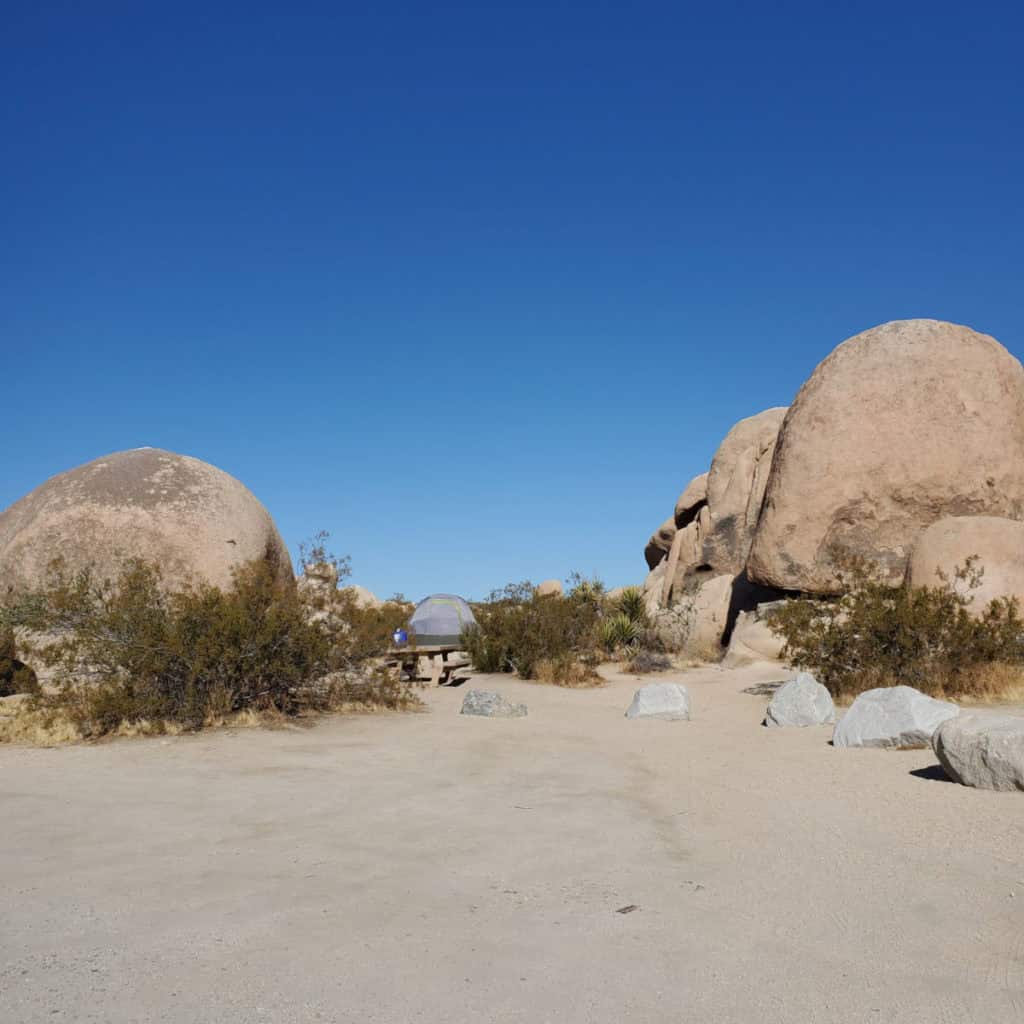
[641,319,1024,660]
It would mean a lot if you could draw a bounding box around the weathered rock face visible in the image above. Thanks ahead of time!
[702,407,788,576]
[907,516,1024,615]
[0,449,292,594]
[674,472,708,528]
[625,683,691,720]
[651,573,733,658]
[748,320,1024,593]
[651,572,778,661]
[536,579,564,598]
[832,686,959,749]
[643,408,786,610]
[641,560,668,617]
[644,517,677,571]
[764,673,835,728]
[722,604,787,668]
[933,713,1024,791]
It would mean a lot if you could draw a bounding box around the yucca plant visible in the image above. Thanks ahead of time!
[612,586,648,626]
[599,613,642,653]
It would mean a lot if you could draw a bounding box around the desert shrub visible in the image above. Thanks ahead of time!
[767,556,1024,701]
[463,577,604,682]
[599,613,642,653]
[0,629,39,697]
[0,553,419,739]
[533,653,603,687]
[610,586,648,627]
[598,585,652,654]
[626,649,673,674]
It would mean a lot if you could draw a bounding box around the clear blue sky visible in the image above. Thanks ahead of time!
[3,2,1023,600]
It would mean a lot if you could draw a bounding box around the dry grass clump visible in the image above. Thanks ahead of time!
[0,698,83,746]
[533,654,603,688]
[769,556,1024,702]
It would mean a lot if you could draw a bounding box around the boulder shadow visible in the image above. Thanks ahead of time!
[909,764,955,784]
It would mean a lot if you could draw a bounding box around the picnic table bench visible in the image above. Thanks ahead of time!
[385,645,471,686]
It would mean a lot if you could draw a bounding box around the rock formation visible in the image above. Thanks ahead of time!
[536,579,564,598]
[642,407,787,610]
[907,515,1024,615]
[0,448,292,594]
[640,319,1024,663]
[702,407,787,576]
[747,320,1024,593]
[344,585,384,609]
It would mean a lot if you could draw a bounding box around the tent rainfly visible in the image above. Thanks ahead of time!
[408,594,477,646]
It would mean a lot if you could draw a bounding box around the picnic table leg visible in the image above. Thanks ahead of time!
[430,656,445,686]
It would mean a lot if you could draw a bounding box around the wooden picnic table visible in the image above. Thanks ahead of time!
[385,645,471,686]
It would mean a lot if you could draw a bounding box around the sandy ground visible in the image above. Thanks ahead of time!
[2,663,1023,1024]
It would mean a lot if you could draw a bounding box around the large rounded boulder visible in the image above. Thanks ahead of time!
[0,448,293,594]
[907,515,1024,614]
[747,320,1024,593]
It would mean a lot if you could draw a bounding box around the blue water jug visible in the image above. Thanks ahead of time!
[392,627,408,646]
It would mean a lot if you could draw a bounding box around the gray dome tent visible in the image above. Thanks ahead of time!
[408,594,477,646]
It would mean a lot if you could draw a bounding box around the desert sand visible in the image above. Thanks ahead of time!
[2,663,1022,1023]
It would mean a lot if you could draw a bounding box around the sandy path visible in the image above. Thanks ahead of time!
[1,664,1023,1023]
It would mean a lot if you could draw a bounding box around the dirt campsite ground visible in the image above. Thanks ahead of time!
[2,663,1023,1024]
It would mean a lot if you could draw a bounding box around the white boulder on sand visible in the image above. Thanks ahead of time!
[833,686,959,750]
[932,714,1024,791]
[764,673,835,728]
[461,690,528,718]
[748,320,1024,593]
[0,448,292,594]
[625,683,692,721]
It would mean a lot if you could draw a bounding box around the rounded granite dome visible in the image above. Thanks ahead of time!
[0,448,293,594]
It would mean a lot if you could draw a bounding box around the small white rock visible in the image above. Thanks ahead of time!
[625,683,691,721]
[764,672,835,728]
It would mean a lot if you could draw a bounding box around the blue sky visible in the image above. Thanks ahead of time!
[3,2,1023,600]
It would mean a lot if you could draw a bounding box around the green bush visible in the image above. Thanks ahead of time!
[599,613,642,653]
[610,586,648,627]
[767,556,1024,701]
[1,554,418,738]
[462,577,605,683]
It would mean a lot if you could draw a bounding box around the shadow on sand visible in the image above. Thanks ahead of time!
[909,764,955,784]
